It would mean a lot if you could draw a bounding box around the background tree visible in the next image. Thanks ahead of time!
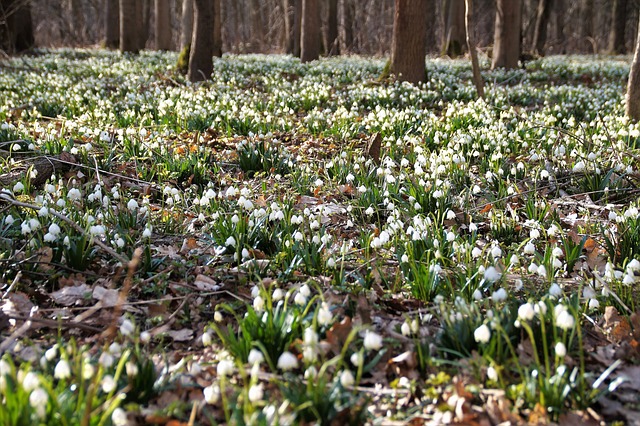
[213,0,222,56]
[0,0,34,53]
[325,0,339,55]
[609,0,628,54]
[531,0,552,55]
[390,0,428,84]
[444,0,466,57]
[492,0,522,69]
[465,0,484,99]
[626,12,640,120]
[119,0,139,53]
[104,0,119,49]
[188,0,214,82]
[339,0,353,53]
[154,0,171,50]
[180,0,194,50]
[300,0,320,62]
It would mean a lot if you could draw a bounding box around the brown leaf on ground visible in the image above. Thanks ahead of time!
[325,316,353,354]
[366,132,382,165]
[50,284,91,306]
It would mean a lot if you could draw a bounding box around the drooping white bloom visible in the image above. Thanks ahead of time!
[363,331,383,351]
[217,359,234,377]
[54,360,71,380]
[483,266,501,283]
[473,324,491,343]
[248,384,264,403]
[340,369,355,387]
[518,303,535,321]
[555,342,567,357]
[203,384,220,404]
[248,349,264,365]
[111,408,128,426]
[277,351,298,371]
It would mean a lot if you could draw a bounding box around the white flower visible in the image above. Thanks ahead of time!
[518,303,535,321]
[127,199,139,211]
[523,242,536,254]
[253,295,265,312]
[401,321,411,336]
[340,369,355,387]
[491,245,502,258]
[99,352,114,368]
[472,289,483,300]
[217,359,234,377]
[203,384,220,404]
[29,387,48,418]
[120,318,135,336]
[555,309,575,330]
[299,284,311,298]
[248,349,264,365]
[350,352,363,367]
[491,288,507,302]
[473,324,491,343]
[555,342,567,357]
[483,266,501,283]
[248,384,264,402]
[317,303,333,326]
[22,371,40,392]
[54,360,71,380]
[126,362,138,377]
[363,331,383,351]
[294,292,307,306]
[487,366,498,382]
[13,181,24,193]
[272,288,284,301]
[112,407,128,426]
[67,188,81,201]
[277,351,298,371]
[142,227,152,238]
[101,374,116,393]
[326,257,336,268]
[549,283,562,297]
[573,161,586,172]
[202,332,212,346]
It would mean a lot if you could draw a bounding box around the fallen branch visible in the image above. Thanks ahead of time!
[0,152,77,188]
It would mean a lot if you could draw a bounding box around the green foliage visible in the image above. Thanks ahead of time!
[176,44,190,75]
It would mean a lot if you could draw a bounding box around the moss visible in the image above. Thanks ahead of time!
[379,58,391,81]
[176,44,190,75]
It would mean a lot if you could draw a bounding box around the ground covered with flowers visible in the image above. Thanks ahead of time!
[1,49,640,424]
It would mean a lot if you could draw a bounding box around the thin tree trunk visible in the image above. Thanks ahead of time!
[465,0,484,99]
[627,13,640,120]
[181,0,194,48]
[390,0,427,84]
[189,0,214,82]
[492,0,522,69]
[120,0,138,53]
[326,0,339,55]
[293,0,302,56]
[444,0,466,57]
[155,0,172,50]
[213,0,222,56]
[300,0,320,62]
[554,0,565,53]
[105,0,119,48]
[580,0,594,53]
[609,0,628,54]
[339,0,353,53]
[532,0,552,55]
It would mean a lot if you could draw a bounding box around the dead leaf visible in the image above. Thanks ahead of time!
[180,237,198,254]
[50,284,91,306]
[325,317,353,354]
[366,132,381,165]
[92,286,119,307]
[166,328,194,342]
[193,274,220,291]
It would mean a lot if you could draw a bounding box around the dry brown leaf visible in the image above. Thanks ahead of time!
[193,274,220,291]
[166,328,194,342]
[92,286,119,307]
[50,284,91,306]
[325,317,353,354]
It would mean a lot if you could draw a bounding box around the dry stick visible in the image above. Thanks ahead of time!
[0,193,130,265]
[101,247,142,341]
[0,307,36,355]
[4,314,103,333]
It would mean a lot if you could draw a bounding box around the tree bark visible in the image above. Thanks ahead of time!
[554,0,565,53]
[120,0,139,53]
[180,0,194,49]
[105,0,120,48]
[390,0,428,84]
[609,0,628,54]
[492,0,522,69]
[465,0,484,99]
[188,0,214,82]
[326,0,339,55]
[532,0,552,55]
[626,13,640,120]
[580,0,593,53]
[444,0,466,57]
[339,0,353,53]
[213,0,222,56]
[138,0,150,50]
[300,0,320,62]
[154,0,172,50]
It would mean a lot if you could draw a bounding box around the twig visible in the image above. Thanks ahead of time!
[0,193,130,265]
[1,271,21,299]
[4,313,102,333]
[0,307,36,355]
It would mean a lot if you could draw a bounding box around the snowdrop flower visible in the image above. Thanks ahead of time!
[127,199,138,211]
[277,351,298,371]
[487,366,498,382]
[472,289,483,301]
[473,324,491,343]
[401,321,412,336]
[523,242,536,255]
[549,283,562,297]
[111,408,128,426]
[248,384,264,402]
[471,247,482,258]
[203,384,220,404]
[518,303,535,321]
[294,292,307,306]
[67,188,81,201]
[483,266,501,283]
[573,161,585,172]
[202,331,212,346]
[101,374,116,393]
[54,360,71,380]
[491,245,502,258]
[363,331,383,350]
[22,371,40,392]
[29,388,48,418]
[142,227,152,238]
[120,318,135,336]
[555,309,575,330]
[126,362,138,377]
[253,296,265,312]
[248,349,264,365]
[317,302,333,326]
[492,288,507,302]
[555,342,567,357]
[13,181,24,193]
[272,288,284,301]
[217,359,234,377]
[529,229,540,240]
[340,370,355,387]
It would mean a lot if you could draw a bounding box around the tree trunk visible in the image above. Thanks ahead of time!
[213,0,222,56]
[155,0,172,50]
[188,0,214,82]
[120,0,139,53]
[531,0,552,55]
[580,0,593,53]
[0,0,34,53]
[292,0,302,56]
[390,0,427,84]
[70,0,86,43]
[181,0,194,48]
[105,0,120,48]
[283,0,294,53]
[554,0,565,53]
[627,13,640,120]
[609,0,628,54]
[465,0,484,99]
[339,0,353,53]
[326,0,339,55]
[444,0,466,57]
[300,0,320,62]
[139,0,150,50]
[492,0,522,69]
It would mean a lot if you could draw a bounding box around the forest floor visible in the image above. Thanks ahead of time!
[0,49,639,425]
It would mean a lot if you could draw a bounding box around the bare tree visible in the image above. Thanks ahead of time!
[0,0,34,53]
[293,0,302,56]
[300,0,320,62]
[627,13,640,120]
[120,0,139,53]
[105,0,119,48]
[325,0,339,55]
[390,0,427,84]
[213,0,222,56]
[465,0,484,99]
[188,0,214,82]
[492,0,522,69]
[609,0,628,54]
[339,0,353,53]
[444,0,466,57]
[180,0,194,49]
[531,0,552,55]
[155,0,172,50]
